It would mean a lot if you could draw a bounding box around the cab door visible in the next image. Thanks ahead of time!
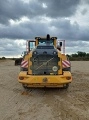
[27,40,36,51]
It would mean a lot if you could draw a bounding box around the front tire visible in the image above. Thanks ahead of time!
[20,67,28,71]
[22,84,29,89]
[63,67,71,72]
[63,83,69,89]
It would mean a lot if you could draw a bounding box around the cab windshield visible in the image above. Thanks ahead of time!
[38,39,54,45]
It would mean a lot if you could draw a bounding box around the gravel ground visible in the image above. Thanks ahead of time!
[0,60,89,120]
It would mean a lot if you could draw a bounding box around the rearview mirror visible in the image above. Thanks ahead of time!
[60,42,62,46]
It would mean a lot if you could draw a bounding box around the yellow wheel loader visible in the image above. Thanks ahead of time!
[18,34,72,88]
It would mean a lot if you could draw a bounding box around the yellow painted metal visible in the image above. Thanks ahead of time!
[58,52,62,74]
[62,54,67,61]
[54,39,56,47]
[18,71,72,87]
[35,39,38,46]
[28,51,32,74]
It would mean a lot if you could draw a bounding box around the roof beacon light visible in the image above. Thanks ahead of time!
[47,34,50,40]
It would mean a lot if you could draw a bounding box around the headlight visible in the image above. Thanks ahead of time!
[52,66,58,72]
[53,51,57,55]
[33,51,37,55]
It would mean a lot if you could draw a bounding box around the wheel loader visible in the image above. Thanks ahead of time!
[18,34,72,88]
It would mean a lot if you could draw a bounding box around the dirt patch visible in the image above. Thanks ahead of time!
[0,60,89,120]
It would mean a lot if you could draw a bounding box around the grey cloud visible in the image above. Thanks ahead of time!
[78,27,89,40]
[0,0,89,57]
[39,0,80,17]
[0,0,43,25]
[0,21,50,39]
[83,0,89,4]
[50,19,89,40]
[0,18,89,40]
[0,0,80,25]
[66,40,89,47]
[81,8,87,15]
[0,39,26,57]
[65,40,89,54]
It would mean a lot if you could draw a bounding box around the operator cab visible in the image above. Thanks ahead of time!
[35,34,57,48]
[27,34,63,52]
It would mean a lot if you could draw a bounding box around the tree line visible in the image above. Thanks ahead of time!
[67,51,89,61]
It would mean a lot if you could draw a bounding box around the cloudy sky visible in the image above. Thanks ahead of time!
[0,0,89,57]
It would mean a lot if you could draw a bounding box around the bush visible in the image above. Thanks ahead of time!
[1,57,6,60]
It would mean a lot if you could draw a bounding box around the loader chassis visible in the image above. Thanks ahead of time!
[18,35,72,88]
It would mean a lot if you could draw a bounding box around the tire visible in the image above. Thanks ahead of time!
[63,83,69,89]
[63,67,71,72]
[15,60,18,66]
[20,67,28,71]
[15,62,17,66]
[22,84,29,89]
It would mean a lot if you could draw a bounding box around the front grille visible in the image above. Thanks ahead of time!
[37,46,54,49]
[30,54,59,75]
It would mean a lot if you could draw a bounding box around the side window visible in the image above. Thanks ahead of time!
[29,42,35,51]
